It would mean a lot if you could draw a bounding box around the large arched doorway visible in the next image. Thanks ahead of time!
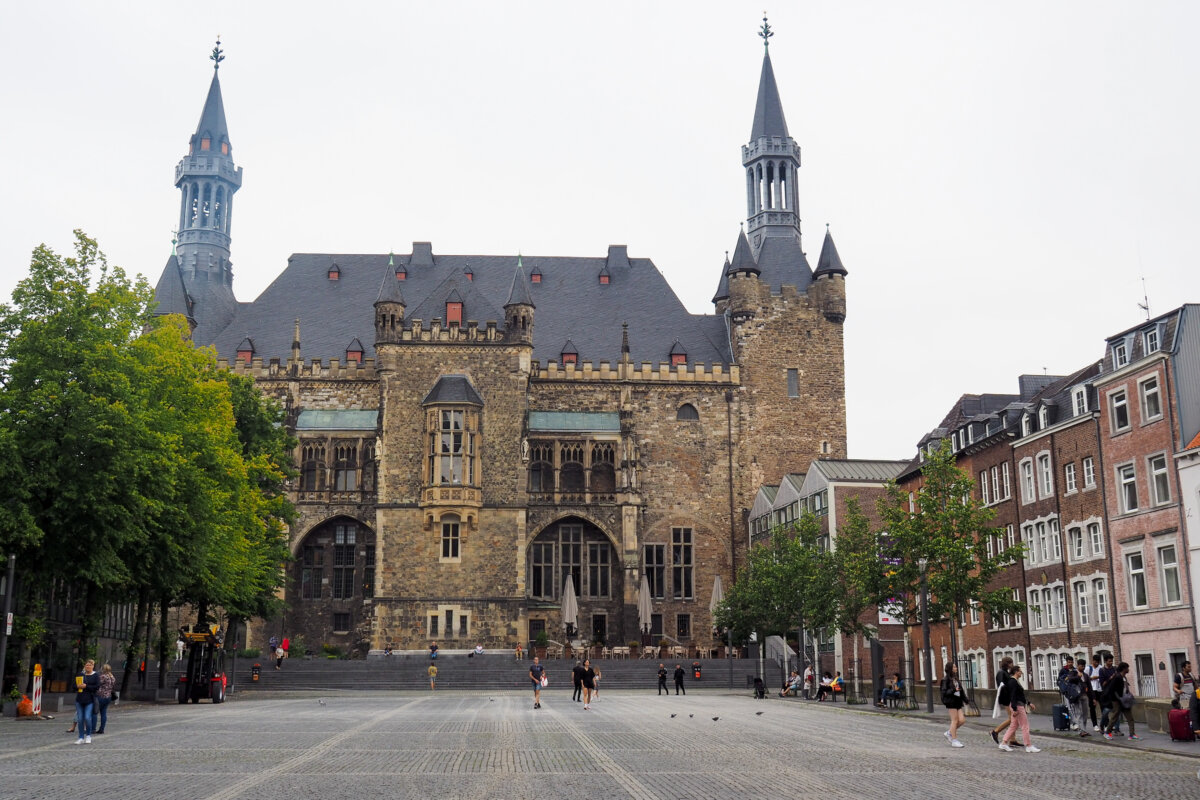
[290,516,376,653]
[527,516,622,644]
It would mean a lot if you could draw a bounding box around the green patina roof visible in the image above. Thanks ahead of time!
[528,411,620,433]
[295,409,379,431]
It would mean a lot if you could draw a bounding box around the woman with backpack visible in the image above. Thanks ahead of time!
[940,662,967,748]
[1101,662,1140,740]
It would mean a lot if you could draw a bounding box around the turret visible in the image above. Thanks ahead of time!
[374,254,406,344]
[503,256,535,344]
[811,226,847,324]
[726,227,760,323]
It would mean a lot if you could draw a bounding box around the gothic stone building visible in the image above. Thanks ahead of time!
[153,35,849,652]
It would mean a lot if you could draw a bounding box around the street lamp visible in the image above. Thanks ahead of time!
[918,556,933,714]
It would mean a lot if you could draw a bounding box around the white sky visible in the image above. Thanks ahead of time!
[3,1,1198,461]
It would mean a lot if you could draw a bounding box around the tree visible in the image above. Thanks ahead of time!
[875,442,1024,675]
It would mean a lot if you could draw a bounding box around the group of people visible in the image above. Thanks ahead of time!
[656,663,687,695]
[268,634,289,670]
[67,659,117,744]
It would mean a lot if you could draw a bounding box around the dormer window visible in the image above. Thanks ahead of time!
[1112,339,1129,369]
[599,274,610,285]
[220,141,229,155]
[345,338,364,363]
[1038,406,1049,428]
[669,341,687,367]
[560,340,578,366]
[561,353,577,365]
[1021,413,1032,437]
[1072,387,1088,415]
[236,337,255,364]
[396,266,407,281]
[1144,327,1160,354]
[446,302,463,325]
[328,264,341,281]
[530,267,542,284]
[464,266,474,282]
[200,137,211,151]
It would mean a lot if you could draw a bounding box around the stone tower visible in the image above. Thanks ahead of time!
[171,40,242,342]
[723,18,848,495]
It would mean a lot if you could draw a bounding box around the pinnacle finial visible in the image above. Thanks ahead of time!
[759,13,773,50]
[211,36,225,70]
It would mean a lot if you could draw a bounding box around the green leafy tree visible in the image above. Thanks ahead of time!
[876,441,1024,670]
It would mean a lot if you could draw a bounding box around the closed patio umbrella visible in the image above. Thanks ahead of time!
[709,574,724,614]
[561,573,579,637]
[637,574,653,644]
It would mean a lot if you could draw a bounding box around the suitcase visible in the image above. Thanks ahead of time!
[1052,703,1071,731]
[1168,707,1196,742]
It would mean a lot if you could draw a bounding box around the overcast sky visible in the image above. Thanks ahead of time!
[3,1,1198,461]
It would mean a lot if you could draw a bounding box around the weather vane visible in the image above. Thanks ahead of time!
[759,13,774,49]
[211,36,225,70]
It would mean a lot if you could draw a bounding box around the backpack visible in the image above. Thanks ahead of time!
[1063,680,1082,702]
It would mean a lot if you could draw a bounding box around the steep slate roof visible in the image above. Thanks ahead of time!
[750,51,789,140]
[375,259,405,304]
[192,71,230,150]
[152,255,193,320]
[407,276,502,328]
[813,229,847,278]
[205,248,734,367]
[422,375,484,405]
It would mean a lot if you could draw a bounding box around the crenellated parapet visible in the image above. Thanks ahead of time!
[533,360,739,384]
[218,356,378,379]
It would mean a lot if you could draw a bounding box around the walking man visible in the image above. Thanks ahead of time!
[572,660,585,702]
[673,663,686,695]
[428,663,437,690]
[657,663,668,695]
[530,656,546,709]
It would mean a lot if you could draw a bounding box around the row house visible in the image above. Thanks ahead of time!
[1094,305,1200,696]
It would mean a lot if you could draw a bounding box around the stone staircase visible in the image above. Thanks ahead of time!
[230,653,772,694]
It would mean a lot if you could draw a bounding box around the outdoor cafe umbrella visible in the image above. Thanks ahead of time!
[709,574,724,615]
[638,574,654,642]
[561,573,579,637]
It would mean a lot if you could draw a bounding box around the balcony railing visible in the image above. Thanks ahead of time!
[528,489,616,505]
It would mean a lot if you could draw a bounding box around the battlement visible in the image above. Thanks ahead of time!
[533,360,739,384]
[396,317,504,343]
[218,356,378,380]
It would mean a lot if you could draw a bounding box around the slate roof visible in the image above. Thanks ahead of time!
[528,411,620,433]
[809,459,907,483]
[814,229,847,278]
[200,248,735,366]
[295,409,379,430]
[422,375,484,406]
[152,255,193,321]
[375,258,405,304]
[750,51,789,140]
[712,230,814,303]
[191,70,230,153]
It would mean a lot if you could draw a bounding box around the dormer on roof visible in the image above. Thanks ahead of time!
[530,263,542,284]
[670,340,687,367]
[236,336,255,363]
[463,264,474,282]
[445,286,464,326]
[560,340,578,365]
[598,264,611,285]
[345,338,364,363]
[328,263,341,281]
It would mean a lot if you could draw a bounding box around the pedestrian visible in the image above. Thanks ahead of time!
[429,641,439,660]
[657,663,668,695]
[428,663,437,690]
[514,643,524,661]
[1069,659,1091,737]
[803,663,814,700]
[268,634,279,656]
[1101,662,1140,740]
[274,645,285,670]
[998,665,1040,753]
[1055,653,1082,732]
[581,659,597,709]
[940,661,966,748]
[530,656,546,709]
[95,664,116,734]
[175,637,185,664]
[74,659,99,744]
[1172,660,1200,736]
[1084,654,1103,731]
[990,656,1014,744]
[572,660,585,702]
[1097,654,1121,735]
[673,663,686,695]
[592,665,601,701]
[281,636,290,659]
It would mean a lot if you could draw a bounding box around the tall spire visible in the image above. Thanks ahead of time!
[169,38,243,344]
[742,16,801,259]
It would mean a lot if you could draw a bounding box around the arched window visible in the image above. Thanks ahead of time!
[528,441,553,493]
[677,403,699,421]
[560,443,585,494]
[591,442,615,496]
[300,442,325,491]
[333,443,358,491]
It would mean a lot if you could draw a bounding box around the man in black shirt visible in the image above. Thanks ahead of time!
[572,661,586,702]
[657,663,668,695]
[1097,654,1121,734]
[673,663,686,695]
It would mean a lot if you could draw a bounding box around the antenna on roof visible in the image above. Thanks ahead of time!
[1137,276,1151,320]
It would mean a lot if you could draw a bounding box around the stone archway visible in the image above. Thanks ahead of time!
[527,515,624,645]
[289,515,376,654]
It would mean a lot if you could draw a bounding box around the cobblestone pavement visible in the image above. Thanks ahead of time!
[3,692,1198,800]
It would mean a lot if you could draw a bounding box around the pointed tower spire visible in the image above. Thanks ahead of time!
[814,225,848,278]
[504,255,535,344]
[742,16,802,259]
[168,38,243,344]
[374,259,406,345]
[727,226,759,276]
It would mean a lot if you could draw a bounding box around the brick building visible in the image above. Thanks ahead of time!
[152,31,850,653]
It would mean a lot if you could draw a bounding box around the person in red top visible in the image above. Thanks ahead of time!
[281,637,290,658]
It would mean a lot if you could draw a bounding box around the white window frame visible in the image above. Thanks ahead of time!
[1112,339,1129,369]
[1117,462,1139,513]
[1049,518,1061,560]
[1002,462,1011,499]
[1148,453,1170,505]
[1082,456,1096,488]
[980,471,990,505]
[1064,462,1077,494]
[1109,388,1131,432]
[1068,526,1085,561]
[1037,452,1054,498]
[1088,521,1104,557]
[1139,375,1163,423]
[1020,458,1035,504]
[1072,386,1088,416]
[1075,581,1090,627]
[1126,550,1148,609]
[1094,577,1110,625]
[1159,544,1182,605]
[970,599,980,625]
[1144,327,1159,354]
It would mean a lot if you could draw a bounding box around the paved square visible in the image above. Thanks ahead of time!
[2,692,1197,799]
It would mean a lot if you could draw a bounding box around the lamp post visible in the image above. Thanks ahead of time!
[919,556,933,714]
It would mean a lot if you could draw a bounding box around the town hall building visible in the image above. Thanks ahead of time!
[154,25,850,653]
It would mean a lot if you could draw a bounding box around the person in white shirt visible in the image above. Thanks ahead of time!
[1084,654,1103,732]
